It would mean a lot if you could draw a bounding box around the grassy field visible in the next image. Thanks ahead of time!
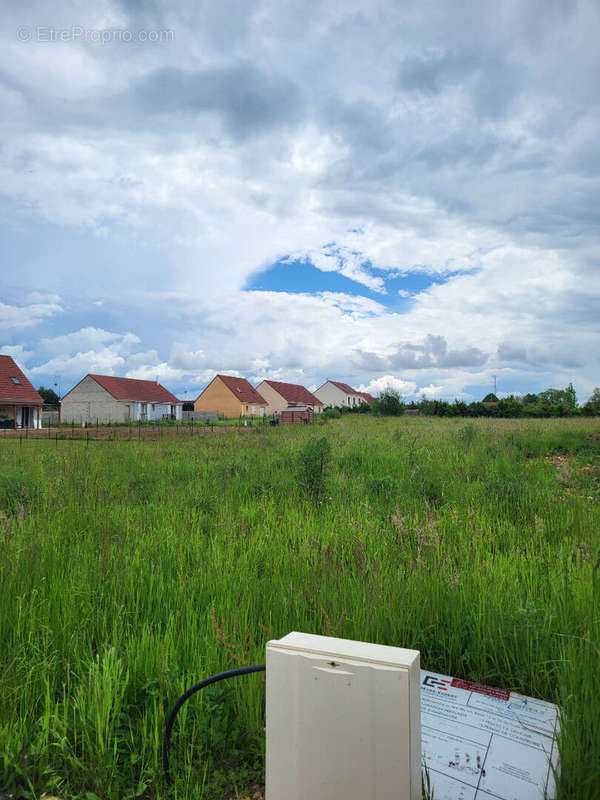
[1,417,599,799]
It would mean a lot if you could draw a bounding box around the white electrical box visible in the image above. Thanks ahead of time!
[266,632,421,800]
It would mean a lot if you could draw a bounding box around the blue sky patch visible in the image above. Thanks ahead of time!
[245,257,451,310]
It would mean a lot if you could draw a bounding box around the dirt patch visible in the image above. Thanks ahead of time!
[544,455,600,500]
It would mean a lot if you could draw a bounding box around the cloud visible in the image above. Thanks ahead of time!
[130,63,304,139]
[0,0,599,401]
[28,328,145,389]
[0,298,63,330]
[0,344,34,363]
[353,335,488,372]
[30,349,127,380]
[419,384,446,399]
[358,375,417,398]
[397,48,520,119]
[392,335,488,370]
[287,245,386,292]
[38,327,140,354]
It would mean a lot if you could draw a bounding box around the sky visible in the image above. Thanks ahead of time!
[1,0,599,403]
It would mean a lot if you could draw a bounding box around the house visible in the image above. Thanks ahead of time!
[314,380,365,409]
[194,375,267,419]
[255,379,323,415]
[280,406,314,425]
[357,391,375,406]
[0,355,44,429]
[482,393,499,407]
[60,374,183,423]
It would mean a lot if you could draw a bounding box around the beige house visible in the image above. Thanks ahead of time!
[314,380,364,409]
[194,375,266,418]
[255,379,323,415]
[61,374,183,424]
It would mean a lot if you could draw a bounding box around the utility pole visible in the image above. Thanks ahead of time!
[493,375,497,395]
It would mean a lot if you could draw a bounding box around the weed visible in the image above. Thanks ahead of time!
[297,436,331,501]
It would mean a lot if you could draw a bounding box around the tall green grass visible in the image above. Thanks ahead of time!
[1,417,599,799]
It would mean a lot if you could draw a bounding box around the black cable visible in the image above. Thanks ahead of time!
[163,663,266,789]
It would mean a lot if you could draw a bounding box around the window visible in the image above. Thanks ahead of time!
[10,376,21,385]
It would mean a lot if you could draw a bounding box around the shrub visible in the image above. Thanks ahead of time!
[374,388,405,416]
[298,436,331,500]
[460,423,478,448]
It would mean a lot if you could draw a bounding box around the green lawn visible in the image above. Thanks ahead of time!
[1,417,599,799]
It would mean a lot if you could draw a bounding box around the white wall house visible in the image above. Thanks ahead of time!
[61,374,183,424]
[314,380,364,409]
[0,355,44,429]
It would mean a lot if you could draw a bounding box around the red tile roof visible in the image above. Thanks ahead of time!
[83,374,181,403]
[357,391,375,405]
[261,380,322,406]
[217,375,266,405]
[0,355,44,405]
[329,380,361,396]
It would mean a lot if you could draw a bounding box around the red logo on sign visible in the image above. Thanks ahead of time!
[450,678,510,701]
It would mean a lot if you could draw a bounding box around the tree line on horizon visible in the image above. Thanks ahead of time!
[337,383,600,418]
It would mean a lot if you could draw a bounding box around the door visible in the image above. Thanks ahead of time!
[22,407,31,428]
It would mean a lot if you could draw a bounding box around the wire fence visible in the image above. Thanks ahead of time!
[0,417,273,444]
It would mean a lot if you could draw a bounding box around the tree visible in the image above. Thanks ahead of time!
[522,393,538,404]
[538,388,566,405]
[37,386,60,404]
[375,387,404,416]
[538,384,577,409]
[588,387,600,407]
[564,382,577,409]
[582,387,600,416]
